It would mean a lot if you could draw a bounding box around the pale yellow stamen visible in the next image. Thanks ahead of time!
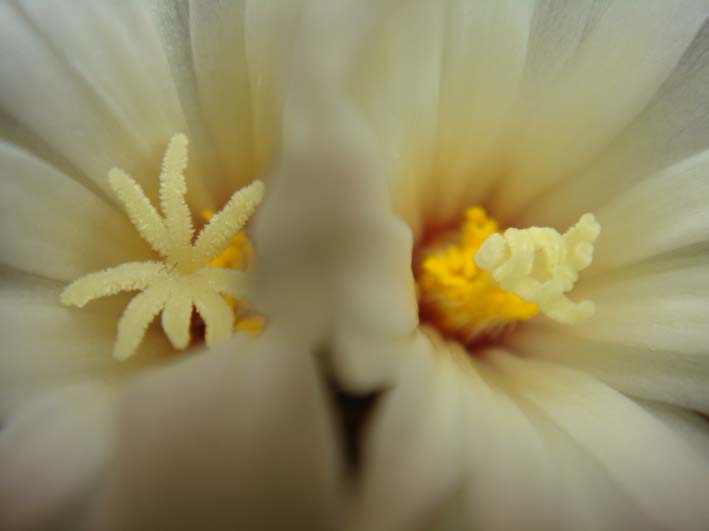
[416,208,599,344]
[475,213,600,325]
[60,134,265,360]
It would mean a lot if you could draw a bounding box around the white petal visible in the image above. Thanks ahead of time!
[492,0,707,222]
[330,217,419,391]
[347,1,445,236]
[508,324,709,415]
[0,0,188,203]
[188,1,257,201]
[419,0,533,229]
[243,0,309,174]
[252,86,418,390]
[356,329,709,531]
[351,336,586,531]
[344,335,468,531]
[638,401,709,459]
[577,275,709,354]
[592,149,709,272]
[0,270,168,418]
[0,383,117,531]
[85,335,341,530]
[491,352,709,531]
[526,12,709,228]
[0,142,152,282]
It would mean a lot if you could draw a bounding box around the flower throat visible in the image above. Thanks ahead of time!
[415,207,600,347]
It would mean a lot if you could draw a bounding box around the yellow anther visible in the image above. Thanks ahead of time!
[416,207,539,343]
[475,213,600,325]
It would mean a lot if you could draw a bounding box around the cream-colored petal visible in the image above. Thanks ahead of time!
[423,0,533,228]
[330,334,468,531]
[60,261,166,308]
[460,364,577,531]
[85,335,341,530]
[592,149,709,273]
[160,288,193,351]
[639,401,709,459]
[252,92,418,390]
[509,324,709,412]
[348,1,445,236]
[108,168,169,257]
[143,0,229,212]
[0,0,188,203]
[480,374,660,531]
[345,1,532,234]
[526,14,709,228]
[355,329,709,531]
[491,0,707,223]
[506,262,709,410]
[575,272,709,355]
[0,383,117,531]
[252,4,439,389]
[0,270,168,419]
[351,336,563,531]
[114,282,170,361]
[0,142,151,282]
[243,0,309,174]
[192,285,234,348]
[188,1,257,200]
[491,352,709,531]
[192,180,264,266]
[158,133,193,250]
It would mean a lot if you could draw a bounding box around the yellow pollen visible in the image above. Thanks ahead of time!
[416,208,538,343]
[202,210,264,331]
[60,134,265,360]
[416,207,600,343]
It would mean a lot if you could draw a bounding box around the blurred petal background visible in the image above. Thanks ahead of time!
[3,1,709,531]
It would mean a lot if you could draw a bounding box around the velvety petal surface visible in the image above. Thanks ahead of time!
[85,333,342,531]
[351,336,709,531]
[0,383,118,531]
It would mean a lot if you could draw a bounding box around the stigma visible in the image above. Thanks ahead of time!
[416,208,599,344]
[60,134,265,360]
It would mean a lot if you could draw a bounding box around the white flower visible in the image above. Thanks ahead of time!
[263,2,709,530]
[0,2,342,529]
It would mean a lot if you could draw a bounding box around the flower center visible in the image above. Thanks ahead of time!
[415,207,600,346]
[60,134,265,360]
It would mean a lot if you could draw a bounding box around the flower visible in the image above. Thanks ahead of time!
[287,2,709,530]
[0,2,343,529]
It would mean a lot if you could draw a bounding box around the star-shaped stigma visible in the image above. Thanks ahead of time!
[61,134,265,360]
